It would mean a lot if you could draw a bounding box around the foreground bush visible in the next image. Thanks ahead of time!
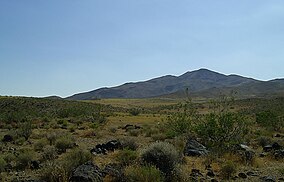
[195,112,248,154]
[140,142,180,175]
[125,165,164,182]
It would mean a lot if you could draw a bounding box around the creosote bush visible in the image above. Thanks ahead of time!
[195,112,248,154]
[141,142,180,175]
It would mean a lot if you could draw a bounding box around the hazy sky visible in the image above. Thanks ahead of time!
[1,0,284,97]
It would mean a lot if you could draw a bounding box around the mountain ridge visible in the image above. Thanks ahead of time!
[66,68,284,100]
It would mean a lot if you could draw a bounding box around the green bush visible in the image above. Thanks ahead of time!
[125,165,164,182]
[129,108,140,116]
[140,142,180,175]
[117,149,138,166]
[256,111,283,131]
[195,112,248,154]
[163,100,197,138]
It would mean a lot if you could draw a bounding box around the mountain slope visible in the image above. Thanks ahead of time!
[67,69,260,100]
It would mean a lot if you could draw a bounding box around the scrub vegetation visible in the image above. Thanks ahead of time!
[0,96,283,181]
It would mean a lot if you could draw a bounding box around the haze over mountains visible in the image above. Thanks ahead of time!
[67,69,284,100]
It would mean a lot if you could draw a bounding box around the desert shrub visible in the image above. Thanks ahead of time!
[46,132,58,145]
[62,148,92,177]
[117,148,138,166]
[170,164,191,182]
[195,112,248,154]
[55,135,75,153]
[129,108,140,116]
[151,133,167,141]
[42,145,58,161]
[144,126,159,137]
[220,160,237,180]
[140,142,180,175]
[16,150,34,170]
[0,156,7,172]
[121,138,138,150]
[256,111,283,131]
[124,165,164,182]
[17,120,32,140]
[128,129,140,137]
[163,100,197,138]
[40,161,67,182]
[34,139,48,151]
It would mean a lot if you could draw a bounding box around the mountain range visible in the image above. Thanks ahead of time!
[67,69,284,100]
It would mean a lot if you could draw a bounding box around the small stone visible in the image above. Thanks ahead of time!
[260,176,276,182]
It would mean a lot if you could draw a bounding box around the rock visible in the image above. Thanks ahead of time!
[184,139,209,156]
[122,124,142,131]
[2,135,13,142]
[70,161,103,182]
[260,176,276,182]
[211,179,218,182]
[238,172,247,179]
[274,149,284,159]
[91,140,121,155]
[272,142,282,150]
[238,144,255,164]
[259,152,267,158]
[263,145,273,152]
[30,160,40,170]
[206,169,215,178]
[274,133,283,138]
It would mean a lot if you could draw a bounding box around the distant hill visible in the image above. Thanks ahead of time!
[66,68,284,100]
[43,96,63,100]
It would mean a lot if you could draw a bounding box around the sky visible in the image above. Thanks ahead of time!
[0,0,284,97]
